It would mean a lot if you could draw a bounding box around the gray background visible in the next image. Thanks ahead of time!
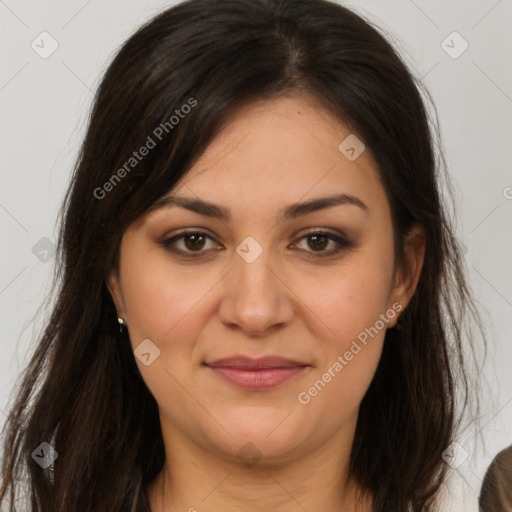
[1,1,511,510]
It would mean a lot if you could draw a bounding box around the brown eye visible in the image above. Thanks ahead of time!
[306,234,330,251]
[161,231,221,256]
[294,230,353,258]
[183,233,207,251]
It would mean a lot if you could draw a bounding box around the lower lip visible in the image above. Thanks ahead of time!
[207,366,307,390]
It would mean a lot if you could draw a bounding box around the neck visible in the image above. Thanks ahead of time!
[147,423,372,512]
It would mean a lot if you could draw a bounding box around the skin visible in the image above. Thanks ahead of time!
[108,93,425,512]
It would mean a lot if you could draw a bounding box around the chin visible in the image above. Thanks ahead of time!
[206,413,309,465]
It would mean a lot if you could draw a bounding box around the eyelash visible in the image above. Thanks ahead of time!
[160,228,353,259]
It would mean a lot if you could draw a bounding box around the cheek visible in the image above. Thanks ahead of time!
[295,265,392,415]
[119,256,219,411]
[293,249,393,407]
[297,336,384,427]
[120,249,219,344]
[298,254,394,348]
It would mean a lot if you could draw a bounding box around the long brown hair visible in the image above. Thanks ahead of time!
[1,0,484,510]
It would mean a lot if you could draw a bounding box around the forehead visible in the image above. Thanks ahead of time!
[166,94,389,220]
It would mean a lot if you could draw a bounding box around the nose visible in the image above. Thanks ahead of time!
[217,246,295,337]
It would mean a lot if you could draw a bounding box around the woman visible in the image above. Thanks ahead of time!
[0,0,484,510]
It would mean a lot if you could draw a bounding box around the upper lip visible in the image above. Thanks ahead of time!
[205,355,309,369]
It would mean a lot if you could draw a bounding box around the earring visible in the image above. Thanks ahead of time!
[396,316,401,331]
[117,317,125,333]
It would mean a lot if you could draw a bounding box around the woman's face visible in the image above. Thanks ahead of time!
[109,94,422,467]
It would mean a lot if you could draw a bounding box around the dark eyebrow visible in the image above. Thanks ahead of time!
[150,192,369,221]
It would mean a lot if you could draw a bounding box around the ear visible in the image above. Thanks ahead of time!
[387,224,425,326]
[106,268,126,320]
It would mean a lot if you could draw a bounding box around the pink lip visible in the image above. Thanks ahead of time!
[204,356,309,390]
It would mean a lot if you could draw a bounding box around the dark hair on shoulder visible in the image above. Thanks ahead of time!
[1,0,485,510]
